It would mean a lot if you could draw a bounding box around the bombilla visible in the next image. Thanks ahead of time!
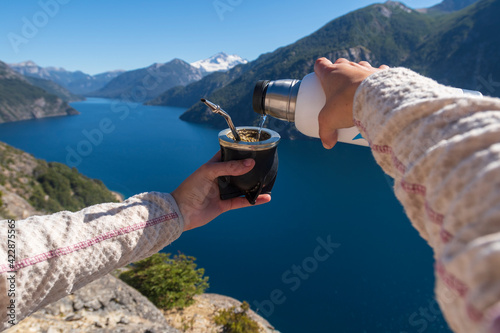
[201,98,241,141]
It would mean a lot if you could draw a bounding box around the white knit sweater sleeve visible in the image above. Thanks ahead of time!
[0,191,184,331]
[353,68,500,333]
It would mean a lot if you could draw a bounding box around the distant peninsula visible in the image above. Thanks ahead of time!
[0,61,79,124]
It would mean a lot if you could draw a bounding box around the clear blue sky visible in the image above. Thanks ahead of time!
[1,0,441,75]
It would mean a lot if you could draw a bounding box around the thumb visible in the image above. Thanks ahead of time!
[206,158,255,179]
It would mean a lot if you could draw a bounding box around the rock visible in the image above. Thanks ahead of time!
[5,275,181,333]
[46,327,61,333]
[2,271,278,333]
[57,297,73,316]
[0,185,40,220]
[72,299,84,311]
[163,293,280,333]
[64,313,82,321]
[84,299,102,311]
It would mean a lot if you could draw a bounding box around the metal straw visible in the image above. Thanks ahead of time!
[201,99,241,141]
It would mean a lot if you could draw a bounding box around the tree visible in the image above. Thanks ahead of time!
[119,253,209,310]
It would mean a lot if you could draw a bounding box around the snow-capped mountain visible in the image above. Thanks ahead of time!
[190,52,247,75]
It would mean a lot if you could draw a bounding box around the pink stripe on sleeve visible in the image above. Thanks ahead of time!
[0,212,178,274]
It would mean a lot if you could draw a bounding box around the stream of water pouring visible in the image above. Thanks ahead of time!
[257,114,267,141]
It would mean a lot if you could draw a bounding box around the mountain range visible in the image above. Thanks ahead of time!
[9,61,125,95]
[2,53,247,123]
[0,61,79,124]
[9,53,247,103]
[88,53,247,102]
[157,0,498,139]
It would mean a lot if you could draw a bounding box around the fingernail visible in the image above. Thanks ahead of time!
[322,142,332,149]
[243,159,253,167]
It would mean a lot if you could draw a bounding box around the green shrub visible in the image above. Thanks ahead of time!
[214,301,261,333]
[29,184,62,212]
[119,253,209,310]
[29,161,118,213]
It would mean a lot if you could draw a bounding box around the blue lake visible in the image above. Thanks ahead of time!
[0,98,451,333]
